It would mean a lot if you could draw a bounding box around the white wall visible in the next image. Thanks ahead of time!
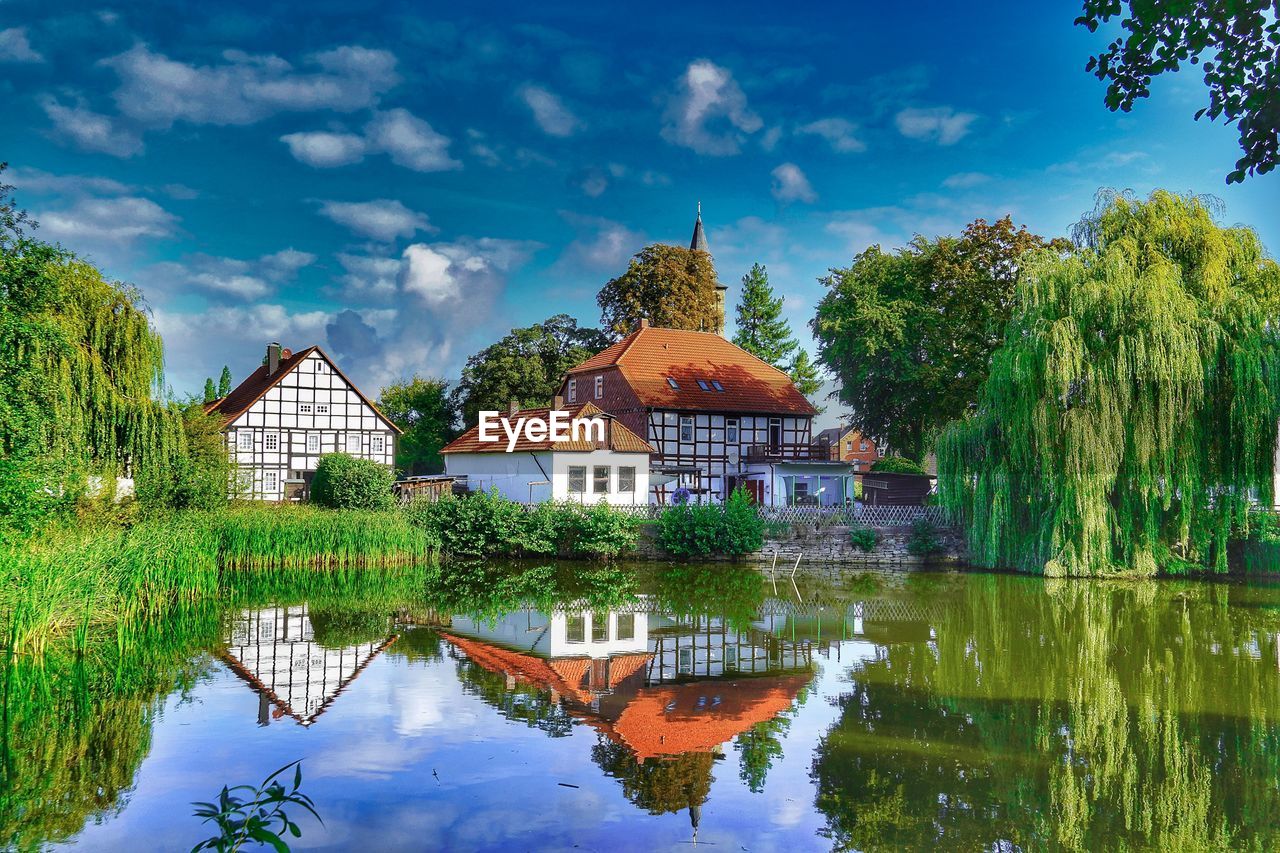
[445,449,650,505]
[549,449,650,505]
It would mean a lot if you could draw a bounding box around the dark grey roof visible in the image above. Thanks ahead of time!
[690,211,708,253]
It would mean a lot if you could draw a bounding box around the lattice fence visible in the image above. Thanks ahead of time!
[558,502,951,527]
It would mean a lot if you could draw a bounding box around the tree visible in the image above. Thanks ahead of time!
[1076,1,1280,183]
[938,190,1280,577]
[135,403,233,510]
[597,244,721,337]
[733,263,797,365]
[453,314,610,427]
[378,375,456,475]
[787,349,823,399]
[217,365,233,398]
[811,216,1065,460]
[0,163,34,249]
[311,453,396,510]
[202,378,217,403]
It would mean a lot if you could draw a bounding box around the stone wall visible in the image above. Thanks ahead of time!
[633,522,968,568]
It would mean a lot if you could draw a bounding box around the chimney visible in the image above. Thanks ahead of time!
[266,342,282,376]
[637,318,650,331]
[553,393,565,410]
[508,399,519,416]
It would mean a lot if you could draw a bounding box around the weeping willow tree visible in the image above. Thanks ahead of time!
[0,178,183,476]
[938,190,1280,576]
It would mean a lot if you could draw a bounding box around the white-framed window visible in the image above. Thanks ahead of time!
[315,361,327,374]
[299,403,313,414]
[371,434,386,455]
[617,613,635,641]
[860,440,869,451]
[680,416,694,442]
[235,469,253,494]
[316,404,329,415]
[667,377,679,390]
[263,471,279,493]
[567,378,577,402]
[591,613,608,642]
[678,647,692,674]
[846,440,853,453]
[568,466,586,494]
[594,375,603,399]
[593,465,610,494]
[237,431,253,452]
[725,645,738,670]
[566,615,586,643]
[306,433,320,454]
[345,433,362,455]
[726,419,739,444]
[618,466,635,493]
[264,433,279,452]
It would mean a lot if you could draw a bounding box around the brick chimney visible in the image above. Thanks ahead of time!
[637,318,650,331]
[552,393,565,410]
[508,399,519,416]
[266,342,282,376]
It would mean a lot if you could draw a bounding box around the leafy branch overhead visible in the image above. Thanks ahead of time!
[191,759,321,853]
[1076,0,1280,183]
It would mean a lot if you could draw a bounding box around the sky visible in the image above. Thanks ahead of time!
[2,0,1277,427]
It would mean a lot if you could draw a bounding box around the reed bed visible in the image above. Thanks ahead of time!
[214,504,434,569]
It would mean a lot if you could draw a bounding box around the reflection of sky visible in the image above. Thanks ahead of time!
[58,626,879,852]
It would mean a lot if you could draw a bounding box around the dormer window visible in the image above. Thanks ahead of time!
[568,378,577,402]
[666,377,679,390]
[696,379,711,391]
[594,375,603,399]
[711,380,725,392]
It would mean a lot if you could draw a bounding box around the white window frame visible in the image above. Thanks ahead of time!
[594,375,603,399]
[592,465,611,494]
[568,466,587,494]
[299,403,313,414]
[306,433,320,454]
[237,430,253,452]
[567,378,577,402]
[316,404,329,415]
[726,419,739,444]
[860,440,869,452]
[264,433,280,453]
[680,416,694,443]
[371,434,386,455]
[315,361,327,374]
[618,466,635,493]
[263,470,279,493]
[345,433,362,455]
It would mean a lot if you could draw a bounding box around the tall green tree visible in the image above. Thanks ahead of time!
[787,349,823,399]
[1077,1,1279,183]
[217,365,233,398]
[938,190,1280,577]
[597,244,721,337]
[378,375,456,475]
[202,378,217,403]
[733,263,797,365]
[453,314,610,427]
[812,217,1065,461]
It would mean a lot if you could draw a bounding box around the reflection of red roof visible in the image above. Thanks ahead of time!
[439,632,599,703]
[566,326,815,415]
[606,653,651,688]
[439,401,654,454]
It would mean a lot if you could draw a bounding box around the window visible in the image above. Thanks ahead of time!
[237,431,253,452]
[306,433,320,453]
[315,361,327,374]
[860,440,869,452]
[371,435,386,455]
[680,416,694,442]
[845,440,853,453]
[591,613,608,642]
[725,645,738,670]
[618,466,636,492]
[263,471,279,493]
[568,466,586,493]
[726,419,739,443]
[617,613,635,641]
[299,403,313,414]
[316,404,329,415]
[568,378,577,402]
[264,433,279,452]
[345,433,362,454]
[594,375,603,399]
[678,647,692,674]
[696,379,711,391]
[711,380,725,392]
[666,377,680,390]
[593,465,610,494]
[566,615,586,643]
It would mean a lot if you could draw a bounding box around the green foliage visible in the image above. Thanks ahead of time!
[597,243,722,337]
[202,378,217,404]
[217,366,232,398]
[812,217,1067,460]
[733,262,798,365]
[658,488,764,558]
[569,500,641,557]
[191,760,320,852]
[787,348,823,399]
[136,404,234,511]
[377,375,455,475]
[310,453,396,510]
[938,190,1280,576]
[453,314,609,427]
[906,518,943,557]
[849,526,879,552]
[870,456,926,475]
[0,457,82,537]
[1076,1,1279,183]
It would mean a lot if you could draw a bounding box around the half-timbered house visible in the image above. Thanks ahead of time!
[207,343,400,501]
[557,322,853,505]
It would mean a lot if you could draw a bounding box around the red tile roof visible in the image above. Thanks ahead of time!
[205,345,402,434]
[567,327,815,415]
[440,401,654,454]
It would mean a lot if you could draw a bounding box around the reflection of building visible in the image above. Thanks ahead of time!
[222,605,395,727]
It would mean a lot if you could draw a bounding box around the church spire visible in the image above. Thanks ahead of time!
[689,202,728,337]
[690,201,709,254]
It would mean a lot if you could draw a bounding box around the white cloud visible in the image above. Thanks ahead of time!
[7,166,134,196]
[336,252,402,299]
[0,27,43,63]
[942,171,991,189]
[894,106,978,145]
[661,59,762,155]
[556,214,644,272]
[770,162,817,204]
[318,198,433,241]
[103,44,399,128]
[280,131,367,167]
[40,97,143,157]
[796,118,865,153]
[400,244,458,305]
[364,108,461,172]
[518,84,582,137]
[143,248,315,300]
[38,196,177,243]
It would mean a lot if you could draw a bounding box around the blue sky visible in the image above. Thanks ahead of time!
[2,0,1277,422]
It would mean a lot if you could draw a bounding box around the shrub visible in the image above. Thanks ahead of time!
[136,404,234,511]
[568,501,641,557]
[720,488,764,555]
[849,526,878,551]
[870,455,926,475]
[311,453,396,510]
[0,457,82,536]
[906,518,943,557]
[659,488,764,558]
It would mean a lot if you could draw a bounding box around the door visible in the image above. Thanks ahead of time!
[768,418,782,450]
[744,480,764,505]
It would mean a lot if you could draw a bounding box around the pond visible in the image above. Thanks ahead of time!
[5,563,1280,851]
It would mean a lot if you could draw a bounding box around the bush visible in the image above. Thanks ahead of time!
[849,526,878,551]
[0,457,82,537]
[568,501,641,557]
[906,518,943,557]
[659,487,764,558]
[136,405,234,511]
[870,455,926,475]
[311,453,396,510]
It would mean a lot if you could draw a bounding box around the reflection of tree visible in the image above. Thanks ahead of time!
[591,738,714,816]
[643,564,766,632]
[308,608,393,648]
[450,655,574,737]
[733,685,807,793]
[811,575,1280,850]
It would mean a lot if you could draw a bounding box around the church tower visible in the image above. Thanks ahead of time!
[690,202,729,337]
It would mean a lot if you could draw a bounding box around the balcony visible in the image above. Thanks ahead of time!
[743,442,843,463]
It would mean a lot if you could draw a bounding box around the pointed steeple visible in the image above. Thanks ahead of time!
[688,202,728,337]
[690,201,709,254]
